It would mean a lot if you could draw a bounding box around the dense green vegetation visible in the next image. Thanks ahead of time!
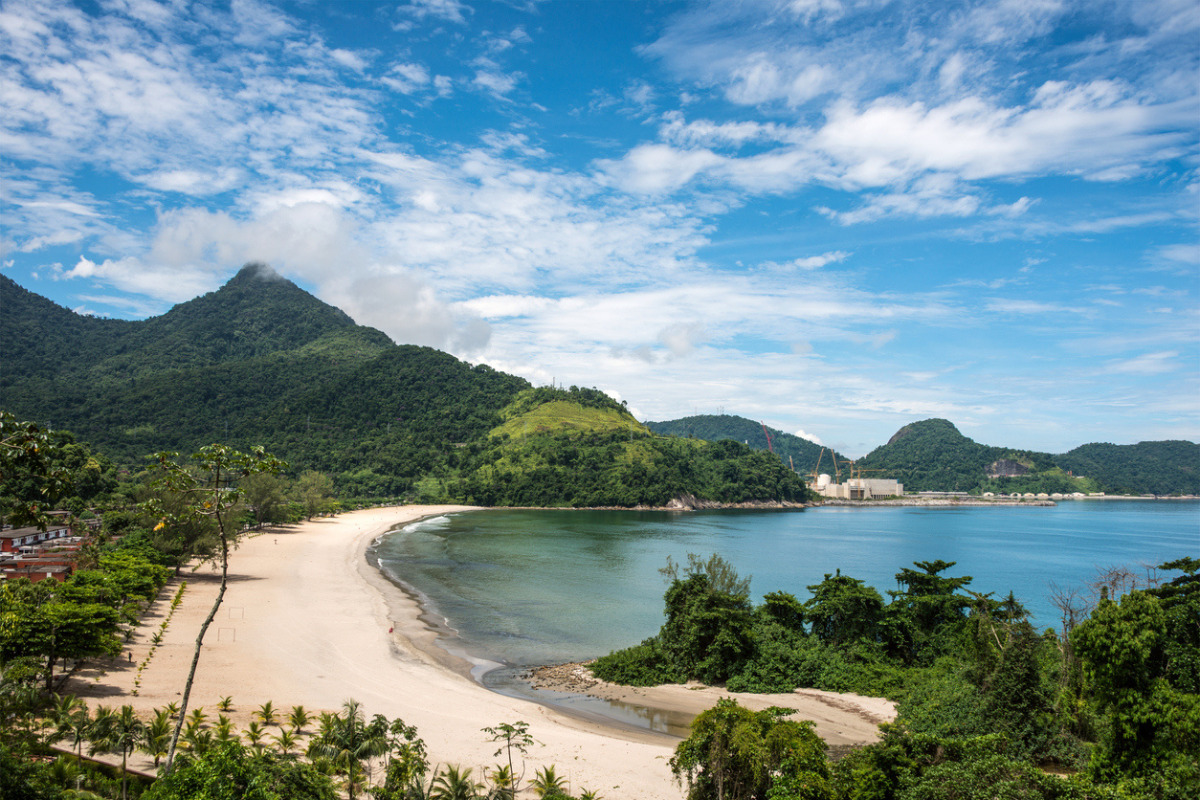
[459,389,814,507]
[3,270,810,507]
[651,415,1199,496]
[594,553,1200,799]
[856,418,1198,495]
[646,415,848,477]
[1057,440,1200,496]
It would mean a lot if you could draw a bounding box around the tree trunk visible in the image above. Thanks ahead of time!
[163,529,230,774]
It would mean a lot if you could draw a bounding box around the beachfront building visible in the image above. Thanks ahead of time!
[0,523,73,554]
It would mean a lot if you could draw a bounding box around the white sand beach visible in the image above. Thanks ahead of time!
[71,506,893,798]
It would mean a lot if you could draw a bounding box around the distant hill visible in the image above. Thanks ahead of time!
[646,414,848,476]
[464,389,812,507]
[1,268,812,506]
[1056,440,1200,496]
[857,419,1198,496]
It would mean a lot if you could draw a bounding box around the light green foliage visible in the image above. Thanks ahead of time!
[0,578,123,692]
[671,698,831,800]
[294,470,335,519]
[430,764,483,800]
[482,720,533,799]
[530,764,568,798]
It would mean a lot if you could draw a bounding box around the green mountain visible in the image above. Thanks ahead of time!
[464,389,812,507]
[1,268,812,506]
[646,414,848,477]
[1056,440,1200,496]
[857,419,1197,496]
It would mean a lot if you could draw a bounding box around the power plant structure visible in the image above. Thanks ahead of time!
[805,448,904,499]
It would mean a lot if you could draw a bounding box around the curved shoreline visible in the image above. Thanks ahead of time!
[365,507,896,747]
[69,506,894,799]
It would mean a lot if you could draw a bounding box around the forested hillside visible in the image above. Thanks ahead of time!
[646,414,847,476]
[857,418,1197,495]
[1057,440,1200,496]
[461,389,813,506]
[1,268,812,506]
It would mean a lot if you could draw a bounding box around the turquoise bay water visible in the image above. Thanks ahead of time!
[371,502,1199,671]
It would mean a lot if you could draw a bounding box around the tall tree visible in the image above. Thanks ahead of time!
[91,704,147,800]
[144,444,284,774]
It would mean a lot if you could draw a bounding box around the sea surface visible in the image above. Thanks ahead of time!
[370,502,1199,672]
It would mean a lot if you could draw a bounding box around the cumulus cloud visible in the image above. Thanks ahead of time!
[794,428,824,445]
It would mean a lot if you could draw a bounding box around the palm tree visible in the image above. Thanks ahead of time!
[288,704,310,733]
[431,764,483,800]
[244,720,267,752]
[256,700,277,726]
[530,765,567,798]
[217,695,234,712]
[90,704,146,800]
[50,696,90,760]
[486,764,514,799]
[186,707,207,728]
[579,790,604,800]
[273,727,299,755]
[306,699,390,800]
[141,709,171,767]
[214,714,235,742]
[184,724,214,755]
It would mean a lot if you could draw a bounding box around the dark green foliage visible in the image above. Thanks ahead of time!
[660,574,756,684]
[1,269,527,496]
[3,272,811,507]
[832,726,1084,800]
[671,698,831,800]
[1069,586,1200,786]
[887,561,973,666]
[1147,557,1200,693]
[805,572,885,648]
[1057,441,1200,496]
[467,422,813,508]
[856,418,1197,495]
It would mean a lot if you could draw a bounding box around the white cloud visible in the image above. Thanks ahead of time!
[793,428,824,445]
[1106,350,1179,375]
[397,0,469,25]
[599,144,724,194]
[384,63,431,94]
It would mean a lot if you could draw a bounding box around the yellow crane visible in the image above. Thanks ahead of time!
[809,447,825,484]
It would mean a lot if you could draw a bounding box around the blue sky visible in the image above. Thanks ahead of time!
[2,0,1197,457]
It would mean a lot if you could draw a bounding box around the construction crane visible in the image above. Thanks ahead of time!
[810,447,825,484]
[760,422,774,454]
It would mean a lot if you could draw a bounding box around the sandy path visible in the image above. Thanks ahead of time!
[71,506,892,797]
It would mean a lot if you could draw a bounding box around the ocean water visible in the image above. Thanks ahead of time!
[370,502,1199,671]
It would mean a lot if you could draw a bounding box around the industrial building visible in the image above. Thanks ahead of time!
[812,474,904,500]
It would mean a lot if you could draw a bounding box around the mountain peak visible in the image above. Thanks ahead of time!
[229,261,286,284]
[887,418,964,446]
